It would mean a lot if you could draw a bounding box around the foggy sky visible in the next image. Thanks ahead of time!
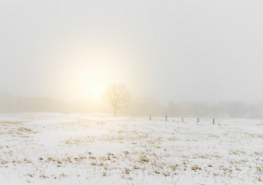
[0,0,263,103]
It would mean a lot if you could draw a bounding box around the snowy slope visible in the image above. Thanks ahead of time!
[0,113,263,185]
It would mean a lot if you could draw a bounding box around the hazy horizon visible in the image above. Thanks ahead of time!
[1,0,263,105]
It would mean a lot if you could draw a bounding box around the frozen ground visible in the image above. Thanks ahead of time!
[0,113,263,185]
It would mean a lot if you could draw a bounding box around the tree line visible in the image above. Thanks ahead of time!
[0,91,262,119]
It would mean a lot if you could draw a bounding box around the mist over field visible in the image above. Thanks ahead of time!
[1,0,263,117]
[0,92,262,118]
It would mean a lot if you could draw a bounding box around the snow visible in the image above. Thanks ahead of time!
[0,113,263,185]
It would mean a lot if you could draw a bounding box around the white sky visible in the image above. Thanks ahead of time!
[0,0,263,103]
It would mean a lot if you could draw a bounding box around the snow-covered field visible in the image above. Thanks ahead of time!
[0,113,263,185]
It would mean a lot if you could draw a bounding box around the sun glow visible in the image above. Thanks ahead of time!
[49,29,144,102]
[77,66,111,102]
[58,46,129,102]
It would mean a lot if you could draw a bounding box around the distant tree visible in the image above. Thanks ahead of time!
[103,84,131,116]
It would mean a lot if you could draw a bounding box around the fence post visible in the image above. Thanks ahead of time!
[213,118,215,125]
[182,117,184,123]
[149,116,151,121]
[197,118,199,123]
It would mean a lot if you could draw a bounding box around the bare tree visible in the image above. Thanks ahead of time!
[103,84,131,116]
